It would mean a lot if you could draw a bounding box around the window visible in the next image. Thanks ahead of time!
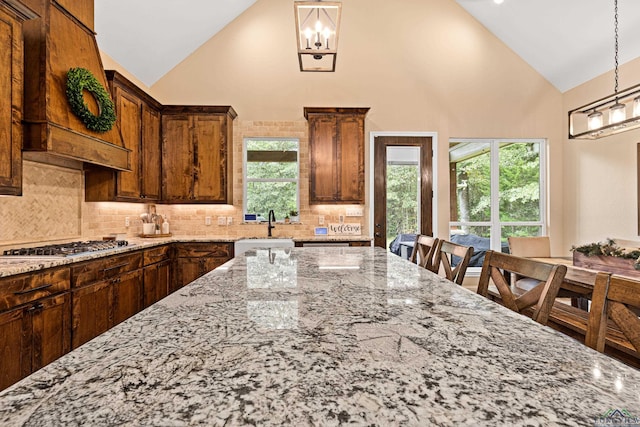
[449,139,546,265]
[244,138,299,221]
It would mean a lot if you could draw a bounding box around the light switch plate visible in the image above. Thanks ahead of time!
[205,216,212,226]
[217,216,226,225]
[318,215,324,225]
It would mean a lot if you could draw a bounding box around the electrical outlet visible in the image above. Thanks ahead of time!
[125,217,130,227]
[217,216,226,225]
[227,217,233,225]
[346,207,363,217]
[318,215,324,225]
[205,216,212,226]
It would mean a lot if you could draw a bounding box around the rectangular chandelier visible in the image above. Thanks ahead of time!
[568,82,640,140]
[294,1,341,72]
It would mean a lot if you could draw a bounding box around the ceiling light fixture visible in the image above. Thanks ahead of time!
[294,1,341,72]
[568,0,640,139]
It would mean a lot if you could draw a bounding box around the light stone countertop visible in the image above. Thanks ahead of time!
[0,246,639,426]
[0,235,372,278]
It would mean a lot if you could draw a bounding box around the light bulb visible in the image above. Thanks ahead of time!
[315,20,323,33]
[609,102,626,124]
[633,96,640,118]
[587,110,603,130]
[322,28,331,48]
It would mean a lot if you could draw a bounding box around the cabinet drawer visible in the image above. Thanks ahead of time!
[143,244,171,266]
[0,267,70,312]
[72,252,143,288]
[175,243,232,258]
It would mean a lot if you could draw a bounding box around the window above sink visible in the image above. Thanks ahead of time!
[243,138,299,222]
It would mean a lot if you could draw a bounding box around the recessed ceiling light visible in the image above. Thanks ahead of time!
[494,0,504,4]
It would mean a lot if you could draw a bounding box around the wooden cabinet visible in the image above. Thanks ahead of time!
[71,252,143,349]
[0,1,36,195]
[304,107,369,204]
[0,266,71,391]
[85,70,162,202]
[173,242,233,291]
[162,106,236,203]
[142,244,172,307]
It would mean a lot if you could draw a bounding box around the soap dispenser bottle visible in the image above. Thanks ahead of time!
[161,216,170,234]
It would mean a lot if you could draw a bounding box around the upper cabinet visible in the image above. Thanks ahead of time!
[162,106,236,204]
[0,0,36,196]
[85,71,162,202]
[305,107,369,204]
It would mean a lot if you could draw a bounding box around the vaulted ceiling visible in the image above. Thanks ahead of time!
[94,0,640,92]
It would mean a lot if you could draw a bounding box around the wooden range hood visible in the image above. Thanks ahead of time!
[20,0,129,171]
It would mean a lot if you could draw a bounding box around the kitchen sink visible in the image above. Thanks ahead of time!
[234,238,294,256]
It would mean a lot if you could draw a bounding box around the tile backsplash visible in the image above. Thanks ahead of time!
[1,120,368,247]
[0,161,82,245]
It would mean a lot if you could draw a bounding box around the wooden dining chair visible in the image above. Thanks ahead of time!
[409,235,439,272]
[477,250,567,325]
[432,240,473,285]
[507,236,551,258]
[507,236,552,290]
[586,272,640,356]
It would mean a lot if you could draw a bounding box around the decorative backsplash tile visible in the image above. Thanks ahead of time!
[0,161,82,245]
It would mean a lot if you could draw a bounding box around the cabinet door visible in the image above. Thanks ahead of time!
[0,7,24,195]
[32,292,71,370]
[114,86,142,199]
[193,115,227,202]
[162,114,194,201]
[72,281,112,349]
[309,115,337,202]
[0,307,29,390]
[143,259,171,307]
[174,258,202,292]
[141,104,161,200]
[336,115,365,203]
[112,269,143,326]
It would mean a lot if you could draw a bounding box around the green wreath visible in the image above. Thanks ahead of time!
[66,67,116,133]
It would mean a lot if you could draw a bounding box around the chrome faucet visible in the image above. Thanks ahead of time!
[267,209,276,237]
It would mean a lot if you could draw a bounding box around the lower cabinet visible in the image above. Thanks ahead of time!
[0,241,232,391]
[71,252,143,349]
[142,244,172,307]
[0,267,71,391]
[174,242,233,291]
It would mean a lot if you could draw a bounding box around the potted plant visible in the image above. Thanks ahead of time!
[289,210,299,223]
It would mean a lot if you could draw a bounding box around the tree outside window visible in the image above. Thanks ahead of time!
[244,138,299,221]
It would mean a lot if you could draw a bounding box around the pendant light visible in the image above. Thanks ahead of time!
[568,0,640,139]
[294,1,342,72]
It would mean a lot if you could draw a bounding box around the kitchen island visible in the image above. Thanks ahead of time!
[1,246,639,425]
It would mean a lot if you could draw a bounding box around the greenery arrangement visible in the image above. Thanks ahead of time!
[66,67,116,133]
[571,238,640,270]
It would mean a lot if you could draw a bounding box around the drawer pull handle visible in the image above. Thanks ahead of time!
[102,263,130,273]
[14,284,53,295]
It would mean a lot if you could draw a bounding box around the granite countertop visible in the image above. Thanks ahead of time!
[1,246,639,425]
[0,235,372,278]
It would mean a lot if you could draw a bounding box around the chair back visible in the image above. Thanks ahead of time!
[507,236,551,258]
[433,240,473,285]
[409,235,439,272]
[477,250,567,325]
[586,272,640,354]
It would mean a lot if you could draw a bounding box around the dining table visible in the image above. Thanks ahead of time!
[1,246,640,426]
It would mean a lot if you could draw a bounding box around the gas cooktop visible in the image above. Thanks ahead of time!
[2,240,130,258]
